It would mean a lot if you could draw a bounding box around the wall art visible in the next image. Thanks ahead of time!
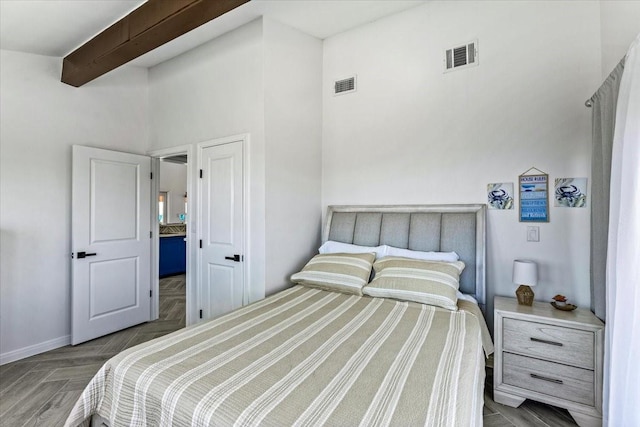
[554,178,587,207]
[487,183,514,210]
[519,167,549,222]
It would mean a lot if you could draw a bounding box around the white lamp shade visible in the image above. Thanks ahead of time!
[513,259,538,286]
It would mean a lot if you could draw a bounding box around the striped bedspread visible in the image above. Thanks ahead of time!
[65,286,493,427]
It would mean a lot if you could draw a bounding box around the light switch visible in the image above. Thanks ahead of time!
[527,226,540,242]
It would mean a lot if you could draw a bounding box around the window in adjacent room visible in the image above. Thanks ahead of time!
[158,191,168,224]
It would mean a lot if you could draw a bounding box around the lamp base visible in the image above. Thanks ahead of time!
[515,285,535,306]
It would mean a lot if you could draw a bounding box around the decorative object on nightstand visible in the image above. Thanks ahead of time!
[513,259,537,306]
[493,296,604,427]
[551,294,578,311]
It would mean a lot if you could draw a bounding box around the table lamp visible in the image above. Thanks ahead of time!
[513,259,537,306]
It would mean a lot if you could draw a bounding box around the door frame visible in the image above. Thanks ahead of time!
[197,133,250,309]
[148,144,195,325]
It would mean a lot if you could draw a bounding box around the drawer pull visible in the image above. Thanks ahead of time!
[530,337,563,346]
[530,373,563,384]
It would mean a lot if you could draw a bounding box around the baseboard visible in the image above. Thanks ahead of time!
[0,335,71,365]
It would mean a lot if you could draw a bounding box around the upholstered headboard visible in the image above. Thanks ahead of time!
[322,204,487,308]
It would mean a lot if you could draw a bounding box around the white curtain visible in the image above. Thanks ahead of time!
[604,33,640,427]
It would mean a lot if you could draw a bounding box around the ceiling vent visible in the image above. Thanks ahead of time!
[334,75,357,95]
[444,40,478,73]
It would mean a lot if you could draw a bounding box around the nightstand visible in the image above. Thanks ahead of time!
[493,296,604,427]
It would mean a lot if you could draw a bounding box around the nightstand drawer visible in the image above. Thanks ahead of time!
[503,318,594,369]
[503,353,595,406]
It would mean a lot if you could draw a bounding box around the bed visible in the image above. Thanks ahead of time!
[65,204,493,427]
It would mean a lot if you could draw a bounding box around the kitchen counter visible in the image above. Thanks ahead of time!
[159,233,186,238]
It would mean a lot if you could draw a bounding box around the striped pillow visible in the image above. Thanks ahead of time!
[363,257,465,310]
[291,252,376,296]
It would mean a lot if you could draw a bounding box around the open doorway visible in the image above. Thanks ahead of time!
[157,155,188,327]
[149,144,195,328]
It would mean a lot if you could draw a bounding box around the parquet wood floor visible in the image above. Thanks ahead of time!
[0,274,186,426]
[1,275,579,426]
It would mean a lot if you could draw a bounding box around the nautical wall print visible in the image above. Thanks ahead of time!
[554,178,587,208]
[519,168,549,222]
[487,183,514,210]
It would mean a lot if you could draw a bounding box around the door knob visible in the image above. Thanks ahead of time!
[76,251,97,259]
[225,254,241,262]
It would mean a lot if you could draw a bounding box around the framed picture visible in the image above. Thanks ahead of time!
[519,172,549,222]
[487,183,514,210]
[554,178,587,207]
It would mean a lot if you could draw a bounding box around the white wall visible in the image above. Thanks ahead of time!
[149,19,267,304]
[149,18,323,303]
[263,18,323,294]
[322,1,602,329]
[159,161,187,223]
[599,1,640,78]
[0,50,149,363]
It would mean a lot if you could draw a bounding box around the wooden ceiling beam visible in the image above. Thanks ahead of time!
[62,0,250,87]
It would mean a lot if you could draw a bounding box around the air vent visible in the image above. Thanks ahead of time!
[444,40,478,73]
[334,75,357,95]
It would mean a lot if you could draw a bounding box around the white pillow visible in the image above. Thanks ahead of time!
[456,291,478,304]
[384,246,459,262]
[319,241,387,259]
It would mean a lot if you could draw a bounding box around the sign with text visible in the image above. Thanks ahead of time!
[519,174,549,222]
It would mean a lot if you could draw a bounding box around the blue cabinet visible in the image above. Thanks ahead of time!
[159,236,186,277]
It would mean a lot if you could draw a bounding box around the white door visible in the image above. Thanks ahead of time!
[72,145,151,345]
[200,141,244,320]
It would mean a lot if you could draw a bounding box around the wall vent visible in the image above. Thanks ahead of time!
[444,40,478,72]
[334,75,357,95]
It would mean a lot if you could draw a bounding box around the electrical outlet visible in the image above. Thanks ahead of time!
[527,226,540,242]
